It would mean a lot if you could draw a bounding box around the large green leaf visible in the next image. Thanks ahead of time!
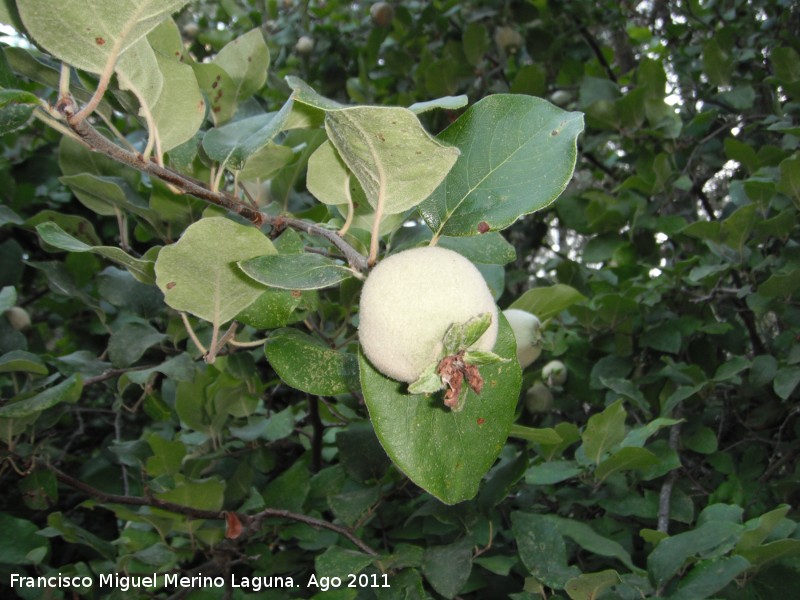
[0,374,82,418]
[211,28,269,101]
[325,106,460,215]
[512,512,581,589]
[359,315,521,504]
[264,328,359,396]
[420,94,584,237]
[150,51,205,152]
[17,0,188,74]
[154,217,275,324]
[581,399,627,464]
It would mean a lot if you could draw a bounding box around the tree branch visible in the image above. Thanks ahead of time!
[33,458,379,556]
[54,97,369,273]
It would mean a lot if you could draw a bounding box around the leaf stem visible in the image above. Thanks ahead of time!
[54,96,370,273]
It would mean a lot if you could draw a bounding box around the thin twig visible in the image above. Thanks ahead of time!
[32,458,379,556]
[657,421,682,533]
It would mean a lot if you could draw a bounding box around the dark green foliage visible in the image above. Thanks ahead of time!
[1,0,799,598]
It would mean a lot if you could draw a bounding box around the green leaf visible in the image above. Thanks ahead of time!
[316,546,375,581]
[438,233,516,264]
[154,217,275,324]
[737,539,800,569]
[17,0,189,75]
[509,425,563,445]
[549,515,640,572]
[0,514,49,565]
[0,374,82,418]
[581,399,627,464]
[420,95,584,237]
[239,253,353,291]
[0,89,38,134]
[408,362,444,395]
[360,315,521,504]
[325,106,460,215]
[264,328,358,396]
[773,366,800,400]
[261,459,310,512]
[211,28,269,101]
[442,312,493,355]
[58,173,156,225]
[108,321,166,368]
[202,103,293,171]
[595,447,659,481]
[36,222,155,284]
[620,417,681,448]
[525,460,583,485]
[670,556,750,600]
[509,284,586,320]
[736,505,791,551]
[408,95,469,114]
[0,350,48,375]
[565,570,621,600]
[647,520,743,587]
[422,538,473,599]
[512,512,581,589]
[236,287,313,329]
[777,154,800,201]
[146,433,186,477]
[150,51,206,152]
[154,476,225,512]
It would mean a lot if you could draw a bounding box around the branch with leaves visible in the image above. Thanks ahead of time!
[31,457,379,557]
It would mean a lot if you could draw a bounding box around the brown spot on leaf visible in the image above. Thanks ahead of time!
[213,106,221,113]
[166,282,177,290]
[95,37,106,45]
[291,290,302,298]
[477,418,486,425]
[212,80,218,89]
[477,221,490,233]
[551,129,558,136]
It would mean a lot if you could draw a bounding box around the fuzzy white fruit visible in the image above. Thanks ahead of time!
[295,35,314,55]
[5,306,31,331]
[358,246,498,383]
[542,359,567,386]
[524,380,553,413]
[503,308,542,369]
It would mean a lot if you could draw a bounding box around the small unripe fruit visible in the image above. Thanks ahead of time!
[183,23,199,39]
[295,35,314,55]
[370,2,394,28]
[525,381,553,413]
[542,360,567,386]
[5,306,31,331]
[358,247,498,383]
[503,308,542,369]
[550,90,572,107]
[494,26,523,54]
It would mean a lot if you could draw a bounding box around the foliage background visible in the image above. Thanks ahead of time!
[1,0,799,598]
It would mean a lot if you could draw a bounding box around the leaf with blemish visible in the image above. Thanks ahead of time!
[325,106,460,215]
[17,0,189,75]
[154,217,276,324]
[360,314,521,505]
[212,28,269,101]
[420,94,584,237]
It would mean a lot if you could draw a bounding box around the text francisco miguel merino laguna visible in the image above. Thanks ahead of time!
[11,571,391,592]
[11,572,302,592]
